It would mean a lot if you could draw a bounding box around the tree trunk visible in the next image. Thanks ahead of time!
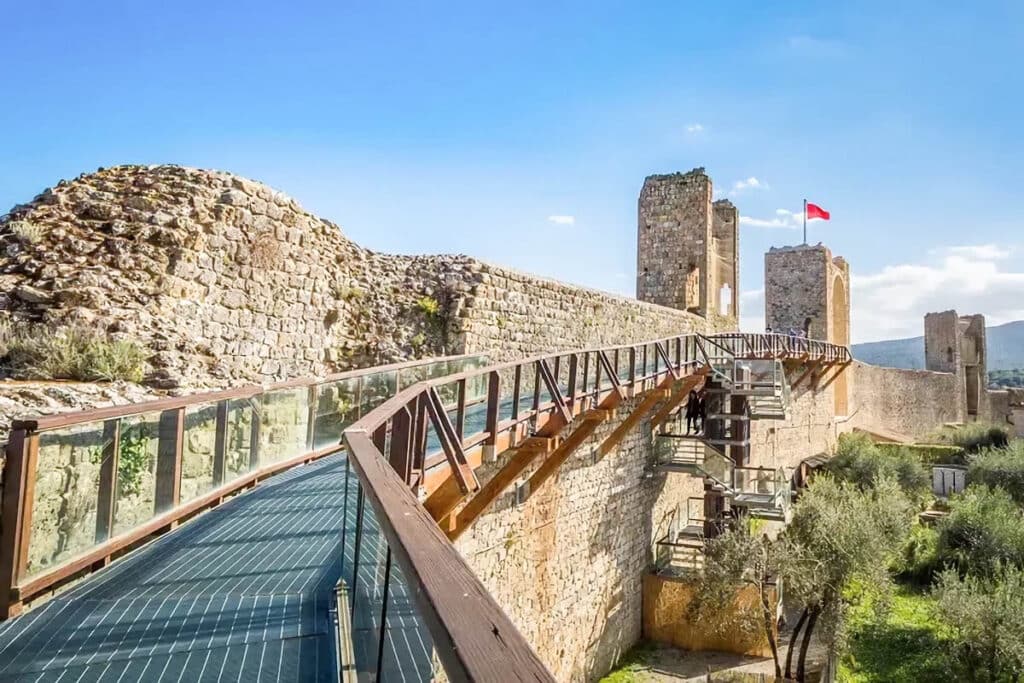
[760,589,782,678]
[797,608,819,682]
[785,608,809,680]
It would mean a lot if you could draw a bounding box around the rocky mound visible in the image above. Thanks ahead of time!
[0,165,473,388]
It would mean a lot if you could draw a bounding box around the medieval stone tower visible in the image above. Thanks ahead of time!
[764,243,851,413]
[636,168,739,320]
[925,311,988,422]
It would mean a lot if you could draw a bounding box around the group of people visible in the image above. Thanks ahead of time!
[765,325,808,339]
[684,388,707,435]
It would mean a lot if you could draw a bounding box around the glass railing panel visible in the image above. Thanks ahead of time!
[347,479,389,680]
[181,403,218,504]
[26,419,112,579]
[701,446,733,486]
[224,398,257,479]
[379,558,436,681]
[734,467,778,496]
[361,370,399,416]
[313,377,361,450]
[259,387,310,466]
[112,411,163,534]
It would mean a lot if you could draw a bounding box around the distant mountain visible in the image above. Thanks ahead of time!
[852,320,1024,371]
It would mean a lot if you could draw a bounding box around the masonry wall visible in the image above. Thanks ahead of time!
[455,396,704,682]
[749,375,839,470]
[455,262,721,361]
[636,170,713,314]
[847,362,960,440]
[764,246,829,338]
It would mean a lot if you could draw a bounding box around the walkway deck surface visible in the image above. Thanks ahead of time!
[0,456,353,682]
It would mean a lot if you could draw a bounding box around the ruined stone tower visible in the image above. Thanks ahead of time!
[764,243,851,412]
[636,168,738,320]
[925,311,988,421]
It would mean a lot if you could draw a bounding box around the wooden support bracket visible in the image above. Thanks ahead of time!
[650,369,708,431]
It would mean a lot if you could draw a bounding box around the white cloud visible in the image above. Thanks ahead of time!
[737,245,1024,343]
[686,123,704,134]
[932,244,1012,261]
[851,245,1024,342]
[739,207,812,229]
[547,215,576,226]
[729,177,769,196]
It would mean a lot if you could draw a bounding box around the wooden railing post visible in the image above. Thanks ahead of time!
[0,430,36,618]
[95,419,121,543]
[483,372,500,462]
[154,407,185,514]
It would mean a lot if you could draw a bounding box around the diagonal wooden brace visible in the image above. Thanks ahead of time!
[425,387,479,495]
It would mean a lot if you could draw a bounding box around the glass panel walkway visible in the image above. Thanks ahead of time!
[0,453,427,681]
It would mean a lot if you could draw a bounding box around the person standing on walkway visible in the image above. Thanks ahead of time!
[697,389,707,433]
[685,389,700,434]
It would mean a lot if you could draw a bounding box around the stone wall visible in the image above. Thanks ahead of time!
[455,395,703,682]
[749,375,840,470]
[636,169,714,315]
[454,261,718,361]
[846,362,960,440]
[711,200,739,319]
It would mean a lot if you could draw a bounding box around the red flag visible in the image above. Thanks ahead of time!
[806,202,830,221]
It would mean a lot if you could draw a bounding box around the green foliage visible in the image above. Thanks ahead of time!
[88,425,151,497]
[877,442,966,466]
[829,433,932,506]
[416,295,440,318]
[989,368,1024,388]
[779,474,913,657]
[892,524,942,585]
[839,586,949,682]
[333,283,365,302]
[936,485,1024,576]
[2,323,147,382]
[935,423,1011,453]
[968,441,1024,505]
[933,564,1024,681]
[597,641,657,683]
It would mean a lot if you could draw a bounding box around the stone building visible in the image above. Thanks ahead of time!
[925,310,1000,423]
[636,169,739,322]
[764,244,851,414]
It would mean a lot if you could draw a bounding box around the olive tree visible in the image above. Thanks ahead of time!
[778,474,913,681]
[933,564,1024,682]
[689,521,785,677]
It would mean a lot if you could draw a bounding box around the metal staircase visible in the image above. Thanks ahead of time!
[652,340,795,573]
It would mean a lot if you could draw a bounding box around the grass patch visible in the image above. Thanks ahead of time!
[599,641,658,682]
[0,322,147,382]
[840,585,949,682]
[933,423,1010,453]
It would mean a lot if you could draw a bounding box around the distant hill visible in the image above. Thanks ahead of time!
[852,320,1024,372]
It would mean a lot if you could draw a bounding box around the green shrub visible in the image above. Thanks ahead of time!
[936,485,1024,576]
[2,323,147,382]
[935,423,1011,453]
[828,433,932,505]
[968,441,1024,505]
[416,295,440,317]
[892,524,942,585]
[877,442,966,466]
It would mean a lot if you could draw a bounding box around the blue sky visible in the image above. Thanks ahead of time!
[3,1,1023,342]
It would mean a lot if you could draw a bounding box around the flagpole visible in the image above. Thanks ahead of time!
[803,198,808,245]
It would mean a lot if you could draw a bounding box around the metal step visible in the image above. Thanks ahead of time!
[706,413,750,422]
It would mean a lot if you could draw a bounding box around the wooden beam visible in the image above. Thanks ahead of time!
[447,443,550,541]
[518,407,612,505]
[819,361,852,390]
[597,376,675,458]
[790,359,823,390]
[811,360,840,389]
[425,388,479,494]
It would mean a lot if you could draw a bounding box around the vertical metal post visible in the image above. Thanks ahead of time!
[305,385,318,452]
[95,419,121,543]
[155,407,184,514]
[213,400,228,486]
[375,548,394,681]
[455,379,467,441]
[248,398,262,470]
[350,486,365,620]
[483,372,500,455]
